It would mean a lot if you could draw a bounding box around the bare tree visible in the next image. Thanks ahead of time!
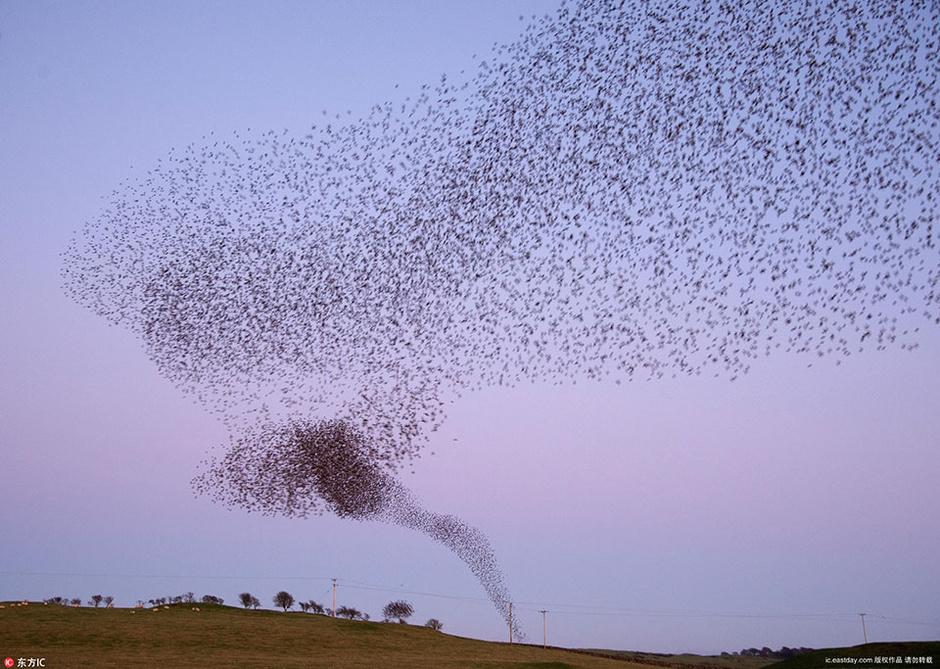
[239,592,254,609]
[250,595,260,610]
[382,600,413,624]
[425,618,443,631]
[299,601,311,613]
[273,591,294,612]
[307,600,325,615]
[89,595,103,608]
[70,598,82,607]
[103,596,114,608]
[336,605,362,620]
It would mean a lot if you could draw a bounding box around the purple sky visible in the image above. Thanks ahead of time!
[1,0,938,654]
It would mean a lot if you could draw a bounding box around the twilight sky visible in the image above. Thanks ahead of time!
[1,0,938,654]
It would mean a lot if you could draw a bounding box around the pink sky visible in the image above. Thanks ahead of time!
[1,0,938,653]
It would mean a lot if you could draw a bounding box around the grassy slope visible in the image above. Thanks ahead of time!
[4,602,935,669]
[770,642,940,669]
[0,601,645,669]
[589,643,940,669]
[582,649,775,669]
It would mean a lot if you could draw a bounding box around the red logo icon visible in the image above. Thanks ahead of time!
[4,657,14,668]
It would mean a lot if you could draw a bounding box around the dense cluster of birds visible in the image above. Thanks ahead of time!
[63,0,939,633]
[192,418,521,637]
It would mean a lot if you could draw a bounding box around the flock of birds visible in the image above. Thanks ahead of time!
[63,0,939,633]
[191,418,521,637]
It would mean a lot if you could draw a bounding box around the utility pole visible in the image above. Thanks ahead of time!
[540,610,548,648]
[859,613,868,643]
[508,602,513,644]
[332,578,337,617]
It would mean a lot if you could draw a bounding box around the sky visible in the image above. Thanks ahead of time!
[1,0,939,655]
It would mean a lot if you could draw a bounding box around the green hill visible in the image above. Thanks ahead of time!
[769,642,940,669]
[581,648,776,668]
[0,600,643,669]
[3,601,935,669]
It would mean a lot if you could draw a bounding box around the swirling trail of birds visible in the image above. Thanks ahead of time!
[63,0,939,638]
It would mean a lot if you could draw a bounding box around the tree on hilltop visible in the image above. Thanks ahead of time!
[273,591,295,612]
[336,605,363,620]
[382,600,413,623]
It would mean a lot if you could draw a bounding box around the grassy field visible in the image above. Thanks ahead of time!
[0,600,653,669]
[586,643,940,669]
[3,601,935,669]
[771,642,940,669]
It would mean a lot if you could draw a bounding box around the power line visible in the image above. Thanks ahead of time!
[3,570,937,628]
[340,582,493,604]
[870,615,940,627]
[314,579,868,621]
[513,597,858,619]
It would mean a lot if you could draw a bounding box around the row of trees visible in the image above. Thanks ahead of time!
[723,646,814,658]
[142,592,226,607]
[299,600,326,615]
[42,591,442,630]
[144,592,196,606]
[44,595,114,608]
[242,592,442,630]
